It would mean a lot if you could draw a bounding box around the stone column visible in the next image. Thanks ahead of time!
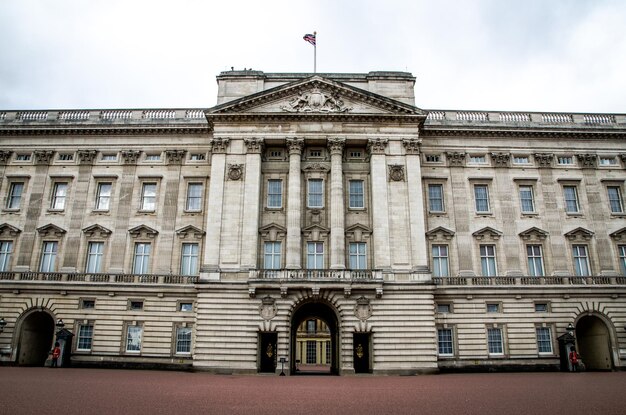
[241,138,264,270]
[328,138,346,269]
[285,138,304,269]
[403,139,428,272]
[367,138,391,271]
[201,138,229,280]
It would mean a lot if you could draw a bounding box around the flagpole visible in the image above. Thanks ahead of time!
[314,31,317,73]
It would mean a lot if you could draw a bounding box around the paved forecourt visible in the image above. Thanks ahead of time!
[1,367,625,415]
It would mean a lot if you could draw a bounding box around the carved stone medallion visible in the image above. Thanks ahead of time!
[259,296,277,320]
[388,164,405,181]
[281,88,352,113]
[228,164,244,180]
[354,296,372,321]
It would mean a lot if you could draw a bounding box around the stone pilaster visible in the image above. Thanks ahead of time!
[328,138,346,269]
[241,138,264,270]
[285,138,304,269]
[367,138,391,271]
[403,139,428,271]
[201,138,230,279]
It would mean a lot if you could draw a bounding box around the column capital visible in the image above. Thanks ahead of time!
[77,150,98,165]
[121,150,141,165]
[327,138,346,155]
[533,153,554,168]
[34,150,55,165]
[367,138,388,155]
[244,137,264,154]
[286,138,305,155]
[0,150,12,164]
[165,149,187,165]
[445,151,466,167]
[209,138,230,154]
[402,138,421,155]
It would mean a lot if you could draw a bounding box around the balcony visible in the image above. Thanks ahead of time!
[0,271,198,285]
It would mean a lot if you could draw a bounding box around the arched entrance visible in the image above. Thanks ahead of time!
[290,301,339,375]
[576,315,613,371]
[17,310,55,366]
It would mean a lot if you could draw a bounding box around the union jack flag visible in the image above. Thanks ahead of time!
[303,33,316,46]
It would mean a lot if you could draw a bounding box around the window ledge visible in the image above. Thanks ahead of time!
[47,209,65,214]
[610,213,626,218]
[183,209,203,214]
[92,209,110,214]
[1,208,21,213]
[429,210,446,215]
[264,207,284,212]
[475,212,493,217]
[137,210,156,214]
[521,212,538,217]
[565,212,583,217]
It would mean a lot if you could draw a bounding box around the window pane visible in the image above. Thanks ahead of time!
[438,328,453,355]
[126,326,142,352]
[306,340,316,364]
[267,180,283,208]
[349,180,364,208]
[573,245,590,276]
[176,327,192,354]
[487,328,503,354]
[181,243,199,275]
[141,183,157,210]
[564,186,579,213]
[51,183,67,210]
[619,245,626,276]
[96,183,111,210]
[86,242,104,273]
[264,241,281,269]
[474,185,489,212]
[519,186,534,213]
[480,245,497,276]
[7,183,24,209]
[0,241,13,272]
[432,245,449,277]
[77,324,94,351]
[308,179,323,208]
[536,327,553,354]
[40,242,58,272]
[428,184,444,212]
[526,245,544,277]
[133,243,151,274]
[608,187,623,213]
[307,242,324,269]
[349,242,366,269]
[186,183,203,211]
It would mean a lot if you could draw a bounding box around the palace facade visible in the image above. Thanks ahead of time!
[0,70,625,374]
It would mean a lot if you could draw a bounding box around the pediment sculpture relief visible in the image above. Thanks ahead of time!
[281,88,352,113]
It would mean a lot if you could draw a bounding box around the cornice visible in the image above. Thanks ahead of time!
[0,125,211,136]
[422,126,626,140]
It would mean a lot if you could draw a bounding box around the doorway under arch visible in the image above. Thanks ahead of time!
[17,310,55,366]
[290,301,339,375]
[576,315,613,371]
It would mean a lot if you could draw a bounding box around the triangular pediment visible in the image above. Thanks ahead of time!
[128,224,159,239]
[610,227,626,241]
[207,76,426,118]
[302,223,330,240]
[472,226,503,241]
[37,223,66,237]
[82,224,112,238]
[565,227,594,241]
[176,225,205,239]
[259,223,287,240]
[345,223,372,242]
[519,227,549,241]
[426,226,455,241]
[0,223,21,237]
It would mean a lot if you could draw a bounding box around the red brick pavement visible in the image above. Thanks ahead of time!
[1,367,625,415]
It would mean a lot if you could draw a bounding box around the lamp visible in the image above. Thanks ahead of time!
[0,317,6,333]
[567,323,575,336]
[55,318,65,330]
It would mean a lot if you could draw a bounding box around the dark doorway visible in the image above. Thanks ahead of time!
[290,301,338,375]
[18,311,55,366]
[258,332,278,373]
[576,315,613,370]
[353,333,371,373]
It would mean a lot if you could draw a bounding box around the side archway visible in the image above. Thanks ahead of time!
[15,309,55,366]
[576,314,614,371]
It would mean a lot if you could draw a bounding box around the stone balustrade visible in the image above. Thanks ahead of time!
[433,275,626,286]
[250,269,381,281]
[0,271,198,285]
[426,110,624,127]
[0,109,207,124]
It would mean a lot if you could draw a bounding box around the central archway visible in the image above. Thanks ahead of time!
[576,315,613,371]
[17,310,55,366]
[290,301,339,375]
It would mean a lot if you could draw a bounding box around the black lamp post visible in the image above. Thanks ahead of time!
[567,322,575,337]
[279,357,286,376]
[0,317,6,333]
[55,318,65,332]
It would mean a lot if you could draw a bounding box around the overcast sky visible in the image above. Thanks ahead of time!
[1,0,624,113]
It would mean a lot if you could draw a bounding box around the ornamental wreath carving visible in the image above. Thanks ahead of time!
[281,88,352,113]
[354,296,372,321]
[228,164,244,180]
[259,296,277,320]
[388,164,405,181]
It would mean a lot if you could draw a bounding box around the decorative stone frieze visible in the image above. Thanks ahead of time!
[303,162,330,173]
[259,296,277,320]
[227,163,244,180]
[576,154,598,169]
[128,224,159,239]
[367,138,388,155]
[0,150,13,164]
[82,224,112,238]
[36,223,66,237]
[281,88,352,113]
[244,138,264,154]
[34,150,55,165]
[533,153,554,167]
[209,138,230,154]
[565,227,594,241]
[354,296,372,321]
[165,150,187,165]
[327,138,346,155]
[402,138,421,155]
[286,138,304,155]
[77,150,98,165]
[518,227,549,242]
[176,225,205,239]
[445,151,466,167]
[490,152,510,168]
[388,164,405,181]
[121,150,141,164]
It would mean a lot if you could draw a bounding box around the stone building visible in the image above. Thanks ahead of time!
[0,70,625,374]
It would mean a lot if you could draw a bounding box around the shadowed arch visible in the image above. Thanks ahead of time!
[15,308,55,366]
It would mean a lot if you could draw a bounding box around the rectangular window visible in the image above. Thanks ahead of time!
[536,327,553,354]
[307,179,324,208]
[349,180,364,208]
[607,186,623,213]
[558,156,574,165]
[85,242,104,273]
[432,245,449,277]
[189,153,205,161]
[145,154,160,161]
[133,243,151,274]
[534,303,549,312]
[263,241,282,269]
[176,327,192,354]
[16,154,31,161]
[572,245,590,276]
[349,242,367,270]
[129,300,144,310]
[307,320,316,334]
[513,156,529,164]
[527,245,544,276]
[180,243,199,275]
[437,328,454,356]
[425,154,441,163]
[101,154,117,161]
[39,241,58,272]
[470,155,486,164]
[141,183,157,211]
[349,150,362,158]
[428,184,444,212]
[51,182,68,210]
[487,328,504,355]
[179,302,193,312]
[268,150,283,159]
[58,154,74,161]
[309,150,322,157]
[80,299,95,309]
[77,324,94,351]
[480,245,497,276]
[474,184,490,213]
[325,341,331,364]
[95,182,111,210]
[306,340,316,364]
[186,183,203,211]
[619,245,626,276]
[307,242,324,269]
[6,182,24,209]
[126,325,143,353]
[519,185,535,213]
[486,303,500,313]
[599,157,617,166]
[436,304,451,313]
[0,241,13,272]
[267,180,282,208]
[563,186,579,213]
